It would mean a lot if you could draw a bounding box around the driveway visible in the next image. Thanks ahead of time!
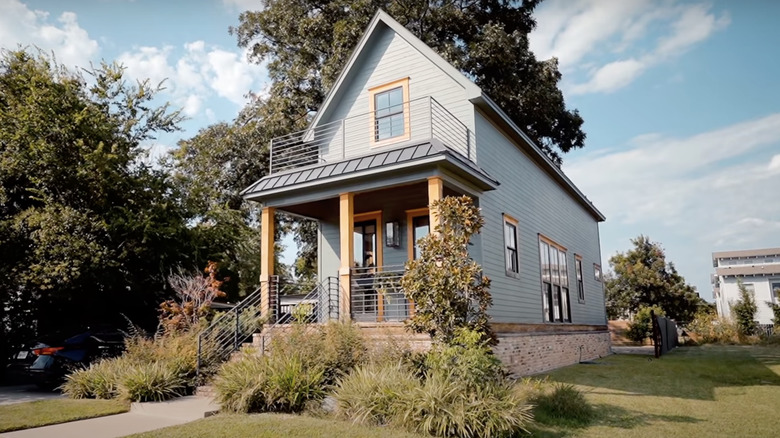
[0,385,64,406]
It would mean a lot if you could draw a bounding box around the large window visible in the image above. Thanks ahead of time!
[539,236,571,323]
[575,255,585,302]
[503,214,519,276]
[369,78,410,145]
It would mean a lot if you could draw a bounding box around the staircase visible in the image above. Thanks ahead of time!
[195,276,340,379]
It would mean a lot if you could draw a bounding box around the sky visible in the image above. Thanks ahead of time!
[2,0,779,302]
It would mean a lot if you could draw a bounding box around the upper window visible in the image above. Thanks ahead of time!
[575,255,585,302]
[369,78,410,145]
[539,236,571,323]
[503,214,519,276]
[594,264,602,282]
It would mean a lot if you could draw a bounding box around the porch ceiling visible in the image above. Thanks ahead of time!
[241,139,498,205]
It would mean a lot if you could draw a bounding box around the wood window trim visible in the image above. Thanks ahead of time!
[405,207,429,261]
[575,254,585,303]
[538,234,571,324]
[503,214,519,278]
[353,210,383,268]
[369,77,411,147]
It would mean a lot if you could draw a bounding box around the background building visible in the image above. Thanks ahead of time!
[712,248,780,325]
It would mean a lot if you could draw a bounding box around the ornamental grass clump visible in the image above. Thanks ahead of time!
[531,382,594,427]
[118,362,187,402]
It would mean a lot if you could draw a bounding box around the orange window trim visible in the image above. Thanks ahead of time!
[539,233,567,252]
[354,210,383,268]
[406,207,429,260]
[368,77,411,147]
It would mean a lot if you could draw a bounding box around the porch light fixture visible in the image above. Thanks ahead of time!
[385,221,400,247]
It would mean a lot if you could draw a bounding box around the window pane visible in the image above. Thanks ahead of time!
[552,285,560,320]
[375,92,389,111]
[560,251,568,287]
[551,248,560,285]
[388,87,403,107]
[561,287,570,322]
[390,113,405,136]
[412,215,429,260]
[375,118,391,140]
[541,242,550,283]
[576,259,583,281]
[543,283,551,322]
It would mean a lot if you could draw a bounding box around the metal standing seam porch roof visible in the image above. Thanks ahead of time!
[241,139,499,200]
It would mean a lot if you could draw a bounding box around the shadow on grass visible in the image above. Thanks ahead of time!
[526,403,702,437]
[541,345,780,401]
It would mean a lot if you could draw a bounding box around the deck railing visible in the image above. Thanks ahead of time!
[269,96,475,174]
[351,265,413,322]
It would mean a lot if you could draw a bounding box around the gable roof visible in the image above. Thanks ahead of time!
[309,9,604,222]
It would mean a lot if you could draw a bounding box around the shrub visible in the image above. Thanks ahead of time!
[61,359,123,399]
[732,282,758,337]
[424,327,503,386]
[687,311,740,344]
[766,301,780,328]
[332,361,420,425]
[626,305,665,343]
[395,372,533,438]
[213,351,267,413]
[118,362,186,402]
[531,382,594,426]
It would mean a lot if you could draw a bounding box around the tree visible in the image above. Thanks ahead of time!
[732,282,757,337]
[232,0,584,165]
[400,196,494,344]
[0,49,191,367]
[605,235,707,322]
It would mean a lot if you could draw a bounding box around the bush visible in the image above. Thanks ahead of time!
[687,311,740,344]
[395,372,532,438]
[333,361,420,425]
[626,305,665,343]
[118,362,186,402]
[531,382,594,426]
[423,327,503,386]
[214,351,325,413]
[61,359,123,399]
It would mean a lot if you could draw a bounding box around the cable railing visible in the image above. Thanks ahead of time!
[256,277,340,354]
[269,96,475,174]
[351,265,413,323]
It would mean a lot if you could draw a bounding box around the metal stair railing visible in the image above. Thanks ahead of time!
[196,277,277,379]
[257,276,340,354]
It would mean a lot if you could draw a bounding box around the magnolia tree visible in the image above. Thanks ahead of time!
[400,196,494,344]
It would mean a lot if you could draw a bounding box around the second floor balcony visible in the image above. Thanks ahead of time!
[269,96,476,175]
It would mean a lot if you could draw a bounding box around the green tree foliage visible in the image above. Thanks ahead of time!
[0,49,190,364]
[232,0,584,165]
[400,196,494,344]
[732,282,758,337]
[625,305,665,343]
[605,235,706,322]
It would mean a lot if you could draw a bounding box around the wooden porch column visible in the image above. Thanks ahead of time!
[260,206,275,318]
[427,176,444,232]
[338,192,354,321]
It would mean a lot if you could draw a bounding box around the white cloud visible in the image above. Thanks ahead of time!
[531,0,730,95]
[222,0,263,12]
[0,0,99,69]
[117,42,265,117]
[565,114,780,295]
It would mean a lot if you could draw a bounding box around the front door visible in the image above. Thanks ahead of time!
[353,218,379,320]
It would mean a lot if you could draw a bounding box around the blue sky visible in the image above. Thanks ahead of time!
[2,0,779,302]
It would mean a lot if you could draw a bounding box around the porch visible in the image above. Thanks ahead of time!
[258,177,465,323]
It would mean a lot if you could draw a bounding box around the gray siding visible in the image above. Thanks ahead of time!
[474,111,606,326]
[319,23,474,161]
[318,221,341,281]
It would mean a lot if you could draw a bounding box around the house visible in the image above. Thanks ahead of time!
[241,10,610,375]
[712,248,780,326]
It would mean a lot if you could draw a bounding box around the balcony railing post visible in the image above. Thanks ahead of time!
[429,96,434,140]
[341,119,346,160]
[268,139,274,174]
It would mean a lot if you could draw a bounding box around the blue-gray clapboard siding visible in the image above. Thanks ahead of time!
[474,110,606,326]
[318,23,474,159]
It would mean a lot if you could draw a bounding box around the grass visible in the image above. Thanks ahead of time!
[130,345,780,438]
[126,413,427,438]
[0,399,129,432]
[530,344,780,437]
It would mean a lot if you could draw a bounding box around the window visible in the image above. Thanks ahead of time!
[369,78,410,145]
[539,236,571,323]
[406,208,430,260]
[503,214,519,275]
[575,255,585,302]
[594,264,602,282]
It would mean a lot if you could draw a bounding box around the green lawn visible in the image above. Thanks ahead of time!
[0,399,129,432]
[127,413,426,438]
[127,345,780,438]
[530,344,780,437]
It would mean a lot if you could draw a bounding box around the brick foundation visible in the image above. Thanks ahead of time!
[493,330,611,376]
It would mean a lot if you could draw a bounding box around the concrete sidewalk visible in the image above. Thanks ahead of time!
[0,396,219,438]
